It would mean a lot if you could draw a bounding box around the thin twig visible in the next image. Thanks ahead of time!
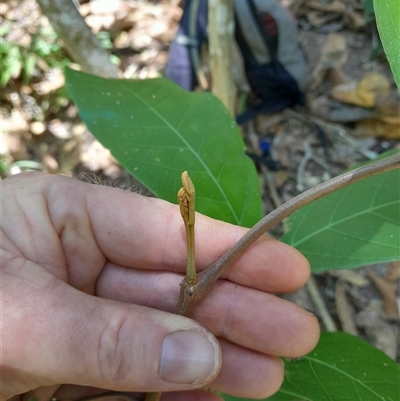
[297,142,331,192]
[285,109,378,160]
[306,277,337,332]
[261,165,282,208]
[79,152,399,401]
[176,152,400,315]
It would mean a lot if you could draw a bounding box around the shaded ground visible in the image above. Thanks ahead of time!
[1,0,399,362]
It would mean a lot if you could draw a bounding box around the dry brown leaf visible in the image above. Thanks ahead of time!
[85,14,109,33]
[42,153,59,172]
[385,261,400,281]
[30,121,46,136]
[356,306,398,359]
[368,272,399,319]
[355,119,400,139]
[308,96,372,122]
[89,0,122,15]
[79,3,91,17]
[0,2,10,15]
[48,119,72,140]
[305,0,346,13]
[335,280,358,335]
[307,10,341,27]
[271,131,291,168]
[274,170,290,188]
[344,10,366,30]
[310,33,348,88]
[33,71,65,95]
[4,109,29,135]
[373,92,400,123]
[332,73,390,108]
[330,270,369,286]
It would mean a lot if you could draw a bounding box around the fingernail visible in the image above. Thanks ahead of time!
[306,310,318,318]
[159,330,220,385]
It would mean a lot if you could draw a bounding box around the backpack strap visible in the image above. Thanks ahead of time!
[234,13,258,66]
[247,0,279,59]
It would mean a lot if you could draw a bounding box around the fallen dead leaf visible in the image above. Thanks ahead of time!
[310,33,348,89]
[0,2,10,15]
[5,109,29,134]
[305,0,346,13]
[368,271,399,319]
[30,121,46,136]
[273,170,290,189]
[307,10,342,28]
[42,153,59,172]
[332,73,390,108]
[48,119,72,140]
[330,270,369,287]
[85,13,115,32]
[33,70,65,95]
[373,91,400,123]
[356,305,398,360]
[355,119,400,139]
[344,9,366,31]
[385,261,400,282]
[308,96,372,122]
[89,0,122,15]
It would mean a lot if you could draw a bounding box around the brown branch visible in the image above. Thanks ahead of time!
[82,152,399,401]
[176,151,400,316]
[208,0,236,115]
[37,0,119,78]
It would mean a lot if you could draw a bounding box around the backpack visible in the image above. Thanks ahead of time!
[164,0,307,124]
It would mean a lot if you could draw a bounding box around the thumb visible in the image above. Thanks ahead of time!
[4,266,221,395]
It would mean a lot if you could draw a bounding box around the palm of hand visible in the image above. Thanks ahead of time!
[2,173,319,401]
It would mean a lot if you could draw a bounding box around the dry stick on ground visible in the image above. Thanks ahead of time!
[36,0,119,78]
[307,276,337,332]
[208,0,236,115]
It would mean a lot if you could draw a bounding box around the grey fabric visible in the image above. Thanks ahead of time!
[234,0,307,90]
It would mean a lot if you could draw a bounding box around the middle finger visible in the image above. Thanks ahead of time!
[97,263,319,357]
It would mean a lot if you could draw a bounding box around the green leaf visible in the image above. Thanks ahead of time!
[22,53,37,83]
[281,156,400,272]
[374,0,400,90]
[65,68,262,227]
[222,332,400,401]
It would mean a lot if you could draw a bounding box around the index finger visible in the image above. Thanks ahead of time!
[83,180,310,293]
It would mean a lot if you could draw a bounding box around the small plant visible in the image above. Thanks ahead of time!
[65,67,399,401]
[0,19,69,87]
[62,3,400,399]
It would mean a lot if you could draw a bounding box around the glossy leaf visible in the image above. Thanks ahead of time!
[281,163,400,272]
[65,67,262,227]
[374,0,400,90]
[222,332,400,401]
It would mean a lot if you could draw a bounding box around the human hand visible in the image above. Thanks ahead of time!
[1,173,319,401]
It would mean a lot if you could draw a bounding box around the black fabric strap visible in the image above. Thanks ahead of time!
[234,13,257,66]
[247,0,279,59]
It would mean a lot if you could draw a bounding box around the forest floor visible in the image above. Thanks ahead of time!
[1,0,399,362]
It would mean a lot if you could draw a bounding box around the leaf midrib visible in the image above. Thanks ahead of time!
[279,354,393,401]
[303,354,391,400]
[120,81,240,224]
[290,198,399,248]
